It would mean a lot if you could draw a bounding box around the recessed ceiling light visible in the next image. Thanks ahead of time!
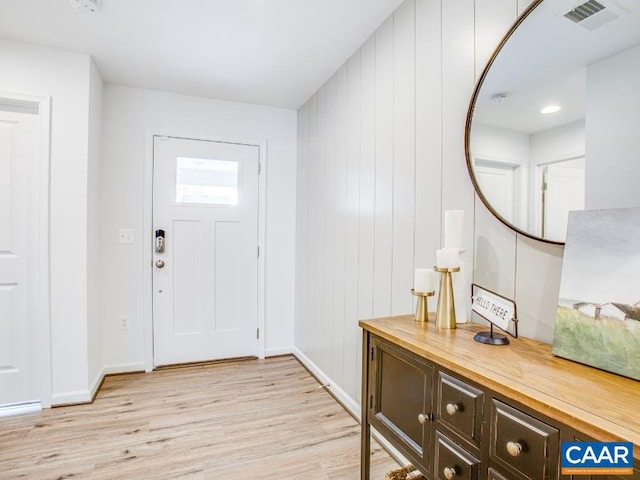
[69,0,101,13]
[540,105,561,114]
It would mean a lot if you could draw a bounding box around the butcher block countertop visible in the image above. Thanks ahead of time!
[359,314,640,461]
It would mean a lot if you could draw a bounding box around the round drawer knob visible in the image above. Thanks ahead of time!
[417,413,428,425]
[155,259,165,269]
[443,466,457,479]
[506,441,523,457]
[445,403,459,415]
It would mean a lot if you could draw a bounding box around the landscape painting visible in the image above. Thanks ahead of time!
[552,207,640,381]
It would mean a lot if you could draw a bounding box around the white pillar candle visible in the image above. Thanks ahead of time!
[414,268,434,293]
[444,210,465,250]
[436,248,460,269]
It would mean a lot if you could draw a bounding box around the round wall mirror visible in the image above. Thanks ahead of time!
[466,0,640,244]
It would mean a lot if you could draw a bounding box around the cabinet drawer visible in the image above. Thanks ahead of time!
[490,400,559,480]
[487,468,509,480]
[437,372,483,448]
[434,430,481,480]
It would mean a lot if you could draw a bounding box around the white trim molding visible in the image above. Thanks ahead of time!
[0,401,42,418]
[103,362,146,376]
[257,141,267,359]
[51,390,93,406]
[292,347,359,415]
[291,347,407,467]
[54,362,146,407]
[265,346,295,357]
[89,369,105,402]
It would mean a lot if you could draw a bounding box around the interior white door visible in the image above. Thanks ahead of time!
[542,158,585,241]
[152,136,259,366]
[474,163,516,223]
[0,108,39,405]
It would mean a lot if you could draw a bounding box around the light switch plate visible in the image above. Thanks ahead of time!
[118,228,134,244]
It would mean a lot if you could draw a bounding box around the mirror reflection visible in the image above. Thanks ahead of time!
[467,0,640,243]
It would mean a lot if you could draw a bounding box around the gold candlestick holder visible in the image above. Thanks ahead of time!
[435,266,460,329]
[411,289,435,323]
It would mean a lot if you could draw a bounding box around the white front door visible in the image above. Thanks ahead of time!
[0,107,39,405]
[152,136,259,366]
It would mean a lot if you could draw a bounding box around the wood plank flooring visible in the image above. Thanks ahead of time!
[0,356,400,479]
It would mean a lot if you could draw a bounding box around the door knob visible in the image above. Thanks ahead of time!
[155,259,165,269]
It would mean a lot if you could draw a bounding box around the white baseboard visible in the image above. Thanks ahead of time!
[53,363,146,407]
[89,368,105,402]
[0,401,42,418]
[265,346,295,357]
[291,346,408,467]
[103,362,146,375]
[92,363,146,401]
[291,346,360,416]
[51,389,92,406]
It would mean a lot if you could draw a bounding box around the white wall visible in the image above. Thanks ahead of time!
[295,0,562,409]
[0,38,96,404]
[471,124,530,165]
[530,120,585,166]
[586,45,640,210]
[471,124,531,229]
[100,85,297,371]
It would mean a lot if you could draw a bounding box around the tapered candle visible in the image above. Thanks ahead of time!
[444,210,465,250]
[414,268,434,293]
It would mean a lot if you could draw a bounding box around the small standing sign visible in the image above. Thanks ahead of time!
[471,284,518,345]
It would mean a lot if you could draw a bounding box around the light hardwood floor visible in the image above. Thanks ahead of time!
[0,356,400,479]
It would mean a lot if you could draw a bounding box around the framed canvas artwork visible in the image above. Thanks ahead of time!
[552,207,640,381]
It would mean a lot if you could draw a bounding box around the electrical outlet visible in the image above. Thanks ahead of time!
[119,314,130,330]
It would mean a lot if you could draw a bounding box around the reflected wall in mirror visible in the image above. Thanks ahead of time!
[466,0,640,244]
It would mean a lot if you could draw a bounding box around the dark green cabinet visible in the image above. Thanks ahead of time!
[360,331,640,480]
[368,336,434,475]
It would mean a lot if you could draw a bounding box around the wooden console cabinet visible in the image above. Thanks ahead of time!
[360,315,640,480]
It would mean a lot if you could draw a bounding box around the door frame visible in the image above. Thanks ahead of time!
[473,156,524,227]
[532,153,584,238]
[0,91,52,409]
[143,130,267,371]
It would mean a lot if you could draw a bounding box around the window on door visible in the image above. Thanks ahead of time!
[175,156,239,206]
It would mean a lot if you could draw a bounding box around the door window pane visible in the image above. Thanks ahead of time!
[176,157,238,206]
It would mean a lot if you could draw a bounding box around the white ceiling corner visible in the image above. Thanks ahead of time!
[0,0,404,109]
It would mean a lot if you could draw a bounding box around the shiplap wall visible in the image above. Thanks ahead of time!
[295,0,563,405]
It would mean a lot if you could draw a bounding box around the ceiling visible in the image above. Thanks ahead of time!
[0,0,404,109]
[473,0,640,134]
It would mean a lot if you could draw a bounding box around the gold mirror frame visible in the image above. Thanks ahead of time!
[464,0,565,245]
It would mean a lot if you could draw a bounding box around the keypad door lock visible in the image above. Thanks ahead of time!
[155,229,165,253]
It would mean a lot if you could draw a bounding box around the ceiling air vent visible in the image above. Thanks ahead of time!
[564,0,605,22]
[563,0,618,30]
